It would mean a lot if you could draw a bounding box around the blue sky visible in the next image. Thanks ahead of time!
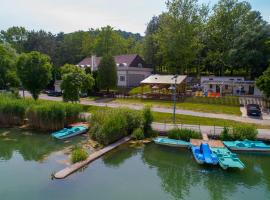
[0,0,269,35]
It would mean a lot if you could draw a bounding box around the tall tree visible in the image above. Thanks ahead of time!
[0,43,19,89]
[0,26,28,53]
[256,66,270,98]
[155,0,207,74]
[206,0,270,77]
[94,26,127,56]
[97,54,117,92]
[17,51,52,100]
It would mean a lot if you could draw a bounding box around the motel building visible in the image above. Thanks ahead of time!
[201,76,263,97]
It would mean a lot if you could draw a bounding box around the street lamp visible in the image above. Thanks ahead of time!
[171,75,178,124]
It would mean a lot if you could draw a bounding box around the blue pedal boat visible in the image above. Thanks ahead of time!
[153,137,190,148]
[52,126,88,140]
[191,143,218,165]
[223,140,270,152]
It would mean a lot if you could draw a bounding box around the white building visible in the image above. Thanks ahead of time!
[77,54,153,88]
[201,76,263,96]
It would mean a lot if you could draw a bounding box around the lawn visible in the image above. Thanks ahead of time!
[112,98,242,116]
[84,105,268,129]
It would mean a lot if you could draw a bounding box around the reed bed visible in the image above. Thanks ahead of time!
[0,94,82,131]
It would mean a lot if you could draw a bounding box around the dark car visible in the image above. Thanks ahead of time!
[47,91,62,97]
[246,104,261,117]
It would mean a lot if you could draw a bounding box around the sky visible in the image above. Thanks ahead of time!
[0,0,269,35]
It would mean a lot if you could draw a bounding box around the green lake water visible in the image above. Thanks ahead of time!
[0,128,270,200]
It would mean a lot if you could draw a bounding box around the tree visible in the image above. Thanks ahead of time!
[94,26,127,56]
[97,54,117,92]
[0,43,19,89]
[256,66,270,97]
[206,0,270,77]
[60,64,94,102]
[0,26,28,53]
[154,0,208,74]
[17,51,52,100]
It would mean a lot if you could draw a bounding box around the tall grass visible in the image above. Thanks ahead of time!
[27,102,82,131]
[0,94,30,126]
[0,94,83,131]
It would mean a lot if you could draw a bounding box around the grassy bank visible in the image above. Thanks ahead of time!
[112,98,241,116]
[84,105,269,129]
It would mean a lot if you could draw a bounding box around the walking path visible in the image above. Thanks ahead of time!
[54,136,131,179]
[21,92,270,126]
[152,122,270,140]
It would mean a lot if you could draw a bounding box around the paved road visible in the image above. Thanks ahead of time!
[152,122,270,140]
[21,92,270,126]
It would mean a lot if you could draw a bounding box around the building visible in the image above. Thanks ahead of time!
[201,76,263,96]
[77,54,153,88]
[140,74,187,99]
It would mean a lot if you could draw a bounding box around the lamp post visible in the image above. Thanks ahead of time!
[171,75,178,125]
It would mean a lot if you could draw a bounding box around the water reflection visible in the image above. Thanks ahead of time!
[142,143,270,200]
[0,128,83,161]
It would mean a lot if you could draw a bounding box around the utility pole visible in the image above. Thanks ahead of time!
[172,75,178,125]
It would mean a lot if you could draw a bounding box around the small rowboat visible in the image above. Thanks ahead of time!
[223,140,270,152]
[191,143,218,165]
[153,137,190,148]
[52,126,88,140]
[211,147,245,170]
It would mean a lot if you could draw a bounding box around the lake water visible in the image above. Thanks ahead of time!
[0,128,270,200]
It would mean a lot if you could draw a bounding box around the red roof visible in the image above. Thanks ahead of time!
[77,54,139,67]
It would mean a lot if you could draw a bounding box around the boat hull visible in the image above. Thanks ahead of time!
[153,138,190,148]
[52,126,88,140]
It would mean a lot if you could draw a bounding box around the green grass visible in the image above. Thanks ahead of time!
[84,105,269,129]
[112,98,241,116]
[128,85,151,95]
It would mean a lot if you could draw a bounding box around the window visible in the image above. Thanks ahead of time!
[120,76,125,82]
[138,63,143,68]
[229,78,234,81]
[225,85,228,90]
[210,84,213,89]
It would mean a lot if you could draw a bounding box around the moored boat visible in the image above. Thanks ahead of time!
[223,140,270,152]
[52,126,88,140]
[191,143,218,165]
[211,147,245,170]
[153,137,190,148]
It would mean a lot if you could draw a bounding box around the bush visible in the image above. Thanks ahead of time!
[90,108,144,145]
[143,106,153,136]
[131,128,145,140]
[220,125,258,141]
[232,125,258,140]
[71,147,88,163]
[220,127,232,141]
[168,128,202,142]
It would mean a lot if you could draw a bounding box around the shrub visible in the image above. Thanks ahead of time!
[220,127,233,141]
[143,106,153,136]
[71,147,88,163]
[168,128,202,142]
[232,125,258,140]
[131,128,145,140]
[220,125,258,141]
[90,108,144,145]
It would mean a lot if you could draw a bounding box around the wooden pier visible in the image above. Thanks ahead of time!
[54,136,131,179]
[190,139,225,148]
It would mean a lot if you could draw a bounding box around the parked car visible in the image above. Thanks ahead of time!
[246,104,261,117]
[80,93,88,98]
[47,91,62,97]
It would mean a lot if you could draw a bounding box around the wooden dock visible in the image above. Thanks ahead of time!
[190,139,225,148]
[54,136,131,179]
